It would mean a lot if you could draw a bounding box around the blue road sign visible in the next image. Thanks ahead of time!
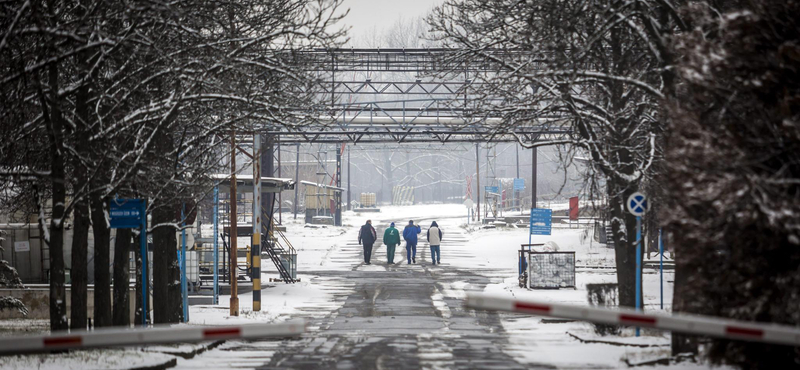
[627,192,648,216]
[529,208,552,235]
[485,186,499,193]
[109,199,145,229]
[513,178,525,191]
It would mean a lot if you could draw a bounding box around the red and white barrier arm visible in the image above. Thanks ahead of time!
[0,319,305,355]
[465,293,800,346]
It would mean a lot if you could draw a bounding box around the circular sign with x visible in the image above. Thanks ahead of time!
[627,192,648,216]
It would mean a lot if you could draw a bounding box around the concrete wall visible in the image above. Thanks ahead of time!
[0,285,142,324]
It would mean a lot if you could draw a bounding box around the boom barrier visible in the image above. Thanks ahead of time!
[0,319,305,355]
[465,293,800,346]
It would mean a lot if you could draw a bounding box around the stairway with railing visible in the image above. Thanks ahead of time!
[260,213,297,283]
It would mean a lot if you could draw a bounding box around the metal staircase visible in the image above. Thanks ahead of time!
[260,213,297,283]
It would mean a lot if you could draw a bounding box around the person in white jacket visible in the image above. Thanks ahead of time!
[426,221,443,265]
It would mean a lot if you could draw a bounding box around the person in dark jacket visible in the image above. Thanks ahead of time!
[383,222,401,264]
[426,221,443,265]
[358,220,377,265]
[402,220,421,264]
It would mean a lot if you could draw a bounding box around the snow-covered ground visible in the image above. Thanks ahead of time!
[193,203,725,368]
[0,349,176,370]
[1,203,730,369]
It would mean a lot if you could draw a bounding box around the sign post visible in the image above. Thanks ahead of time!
[626,192,648,337]
[528,208,552,245]
[109,198,148,327]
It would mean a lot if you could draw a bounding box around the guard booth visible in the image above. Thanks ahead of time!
[204,175,298,300]
[300,181,344,225]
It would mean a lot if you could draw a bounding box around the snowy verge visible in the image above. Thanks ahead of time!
[0,349,177,370]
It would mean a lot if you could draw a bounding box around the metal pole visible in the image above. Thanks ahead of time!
[347,147,351,210]
[140,201,148,327]
[635,215,642,336]
[213,185,219,305]
[181,203,188,322]
[531,147,537,209]
[293,143,300,219]
[335,144,342,226]
[252,134,262,312]
[515,144,520,212]
[475,143,480,222]
[229,130,239,317]
[278,141,282,225]
[659,228,664,310]
[486,145,490,219]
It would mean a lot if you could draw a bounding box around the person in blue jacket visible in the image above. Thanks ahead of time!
[402,220,421,264]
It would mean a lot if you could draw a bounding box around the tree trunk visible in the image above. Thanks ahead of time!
[609,180,638,308]
[671,233,698,355]
[91,193,112,327]
[69,199,89,330]
[45,62,68,331]
[134,233,143,325]
[112,228,131,327]
[69,45,91,330]
[152,204,181,324]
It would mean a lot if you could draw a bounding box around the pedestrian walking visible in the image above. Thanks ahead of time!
[358,220,377,265]
[402,220,421,264]
[383,222,401,264]
[427,221,443,265]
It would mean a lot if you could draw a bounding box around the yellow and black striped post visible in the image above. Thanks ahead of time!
[252,134,262,312]
[252,233,261,311]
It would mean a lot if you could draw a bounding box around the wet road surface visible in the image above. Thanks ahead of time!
[175,225,545,369]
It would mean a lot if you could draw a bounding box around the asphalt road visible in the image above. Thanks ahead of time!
[176,225,544,369]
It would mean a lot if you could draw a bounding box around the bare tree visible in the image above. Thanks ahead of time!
[1,0,345,327]
[664,1,800,367]
[427,0,689,310]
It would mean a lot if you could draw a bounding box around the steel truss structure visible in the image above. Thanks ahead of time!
[269,48,568,145]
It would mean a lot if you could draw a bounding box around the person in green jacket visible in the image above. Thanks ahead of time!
[383,222,401,264]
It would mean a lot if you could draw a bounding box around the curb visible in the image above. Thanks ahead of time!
[128,358,178,370]
[150,340,224,359]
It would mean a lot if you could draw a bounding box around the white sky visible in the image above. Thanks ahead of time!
[337,0,444,46]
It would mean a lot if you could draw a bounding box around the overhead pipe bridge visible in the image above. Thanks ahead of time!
[264,48,568,145]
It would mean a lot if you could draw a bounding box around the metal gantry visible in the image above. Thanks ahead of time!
[267,48,568,145]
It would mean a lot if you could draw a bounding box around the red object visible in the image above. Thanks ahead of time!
[44,336,82,348]
[203,327,242,339]
[726,326,764,338]
[569,196,579,220]
[619,314,657,326]
[514,302,551,314]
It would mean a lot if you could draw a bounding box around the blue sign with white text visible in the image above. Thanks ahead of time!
[529,208,552,235]
[109,199,145,229]
[485,186,499,194]
[513,178,525,191]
